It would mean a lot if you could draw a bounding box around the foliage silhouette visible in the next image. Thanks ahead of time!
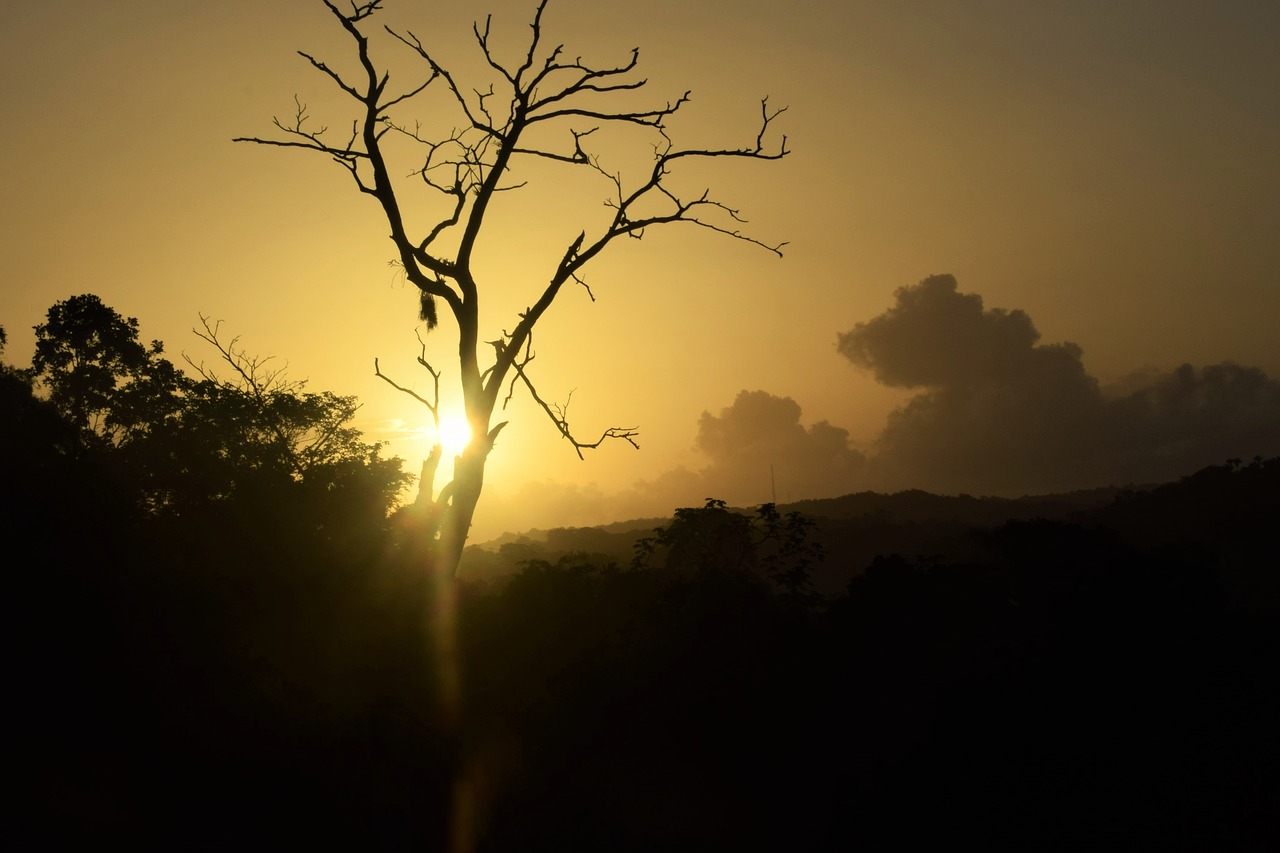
[632,498,824,598]
[8,297,437,847]
[7,302,1277,850]
[32,294,186,450]
[23,295,411,523]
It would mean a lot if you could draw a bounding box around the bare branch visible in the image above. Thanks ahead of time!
[184,315,307,466]
[233,97,375,194]
[528,90,690,128]
[494,334,638,460]
[381,73,438,110]
[385,27,506,139]
[298,50,364,102]
[568,96,791,265]
[373,333,442,434]
[374,358,438,418]
[511,0,550,86]
[186,315,296,397]
[526,45,644,108]
[512,126,596,164]
[570,271,595,302]
[326,0,382,24]
[472,15,512,85]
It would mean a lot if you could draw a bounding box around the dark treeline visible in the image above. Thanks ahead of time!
[5,299,1277,850]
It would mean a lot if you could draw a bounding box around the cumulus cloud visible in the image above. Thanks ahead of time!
[838,274,1047,389]
[472,274,1280,539]
[470,391,866,540]
[840,274,1280,494]
[695,390,867,504]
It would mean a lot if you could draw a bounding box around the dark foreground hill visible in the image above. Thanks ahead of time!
[12,458,1279,850]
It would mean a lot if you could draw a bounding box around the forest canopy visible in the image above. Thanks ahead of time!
[7,294,409,525]
[5,296,1277,850]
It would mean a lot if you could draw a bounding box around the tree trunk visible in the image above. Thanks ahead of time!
[436,448,487,577]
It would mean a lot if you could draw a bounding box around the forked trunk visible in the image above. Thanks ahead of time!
[435,449,487,577]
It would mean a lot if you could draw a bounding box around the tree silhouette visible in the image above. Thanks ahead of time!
[25,295,409,520]
[632,499,824,598]
[172,316,413,522]
[31,294,186,451]
[237,0,788,575]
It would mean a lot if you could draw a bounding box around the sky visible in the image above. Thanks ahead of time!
[3,0,1279,541]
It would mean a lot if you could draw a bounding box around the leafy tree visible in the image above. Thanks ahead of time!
[755,502,825,596]
[238,0,788,575]
[151,317,412,524]
[26,295,409,521]
[31,294,185,449]
[633,499,756,574]
[1,322,79,514]
[0,325,26,388]
[633,498,823,596]
[174,317,410,514]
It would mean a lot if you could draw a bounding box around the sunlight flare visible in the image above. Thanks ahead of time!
[438,414,473,457]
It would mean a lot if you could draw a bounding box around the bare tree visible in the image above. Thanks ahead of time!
[237,0,788,575]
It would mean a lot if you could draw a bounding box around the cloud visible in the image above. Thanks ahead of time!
[695,390,868,504]
[837,274,1045,389]
[469,391,867,540]
[840,274,1280,493]
[472,275,1280,539]
[1107,361,1280,481]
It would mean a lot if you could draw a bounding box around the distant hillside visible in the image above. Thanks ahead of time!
[461,460,1277,593]
[786,486,1124,525]
[460,484,1131,589]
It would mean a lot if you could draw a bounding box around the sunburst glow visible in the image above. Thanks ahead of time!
[438,415,473,457]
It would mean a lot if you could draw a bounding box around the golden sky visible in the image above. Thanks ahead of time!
[4,1,1279,539]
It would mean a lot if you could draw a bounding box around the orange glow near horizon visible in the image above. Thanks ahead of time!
[3,0,1279,541]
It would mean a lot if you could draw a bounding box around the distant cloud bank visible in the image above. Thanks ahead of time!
[840,274,1280,494]
[475,274,1280,539]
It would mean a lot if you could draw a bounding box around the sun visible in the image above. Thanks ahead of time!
[437,414,473,457]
